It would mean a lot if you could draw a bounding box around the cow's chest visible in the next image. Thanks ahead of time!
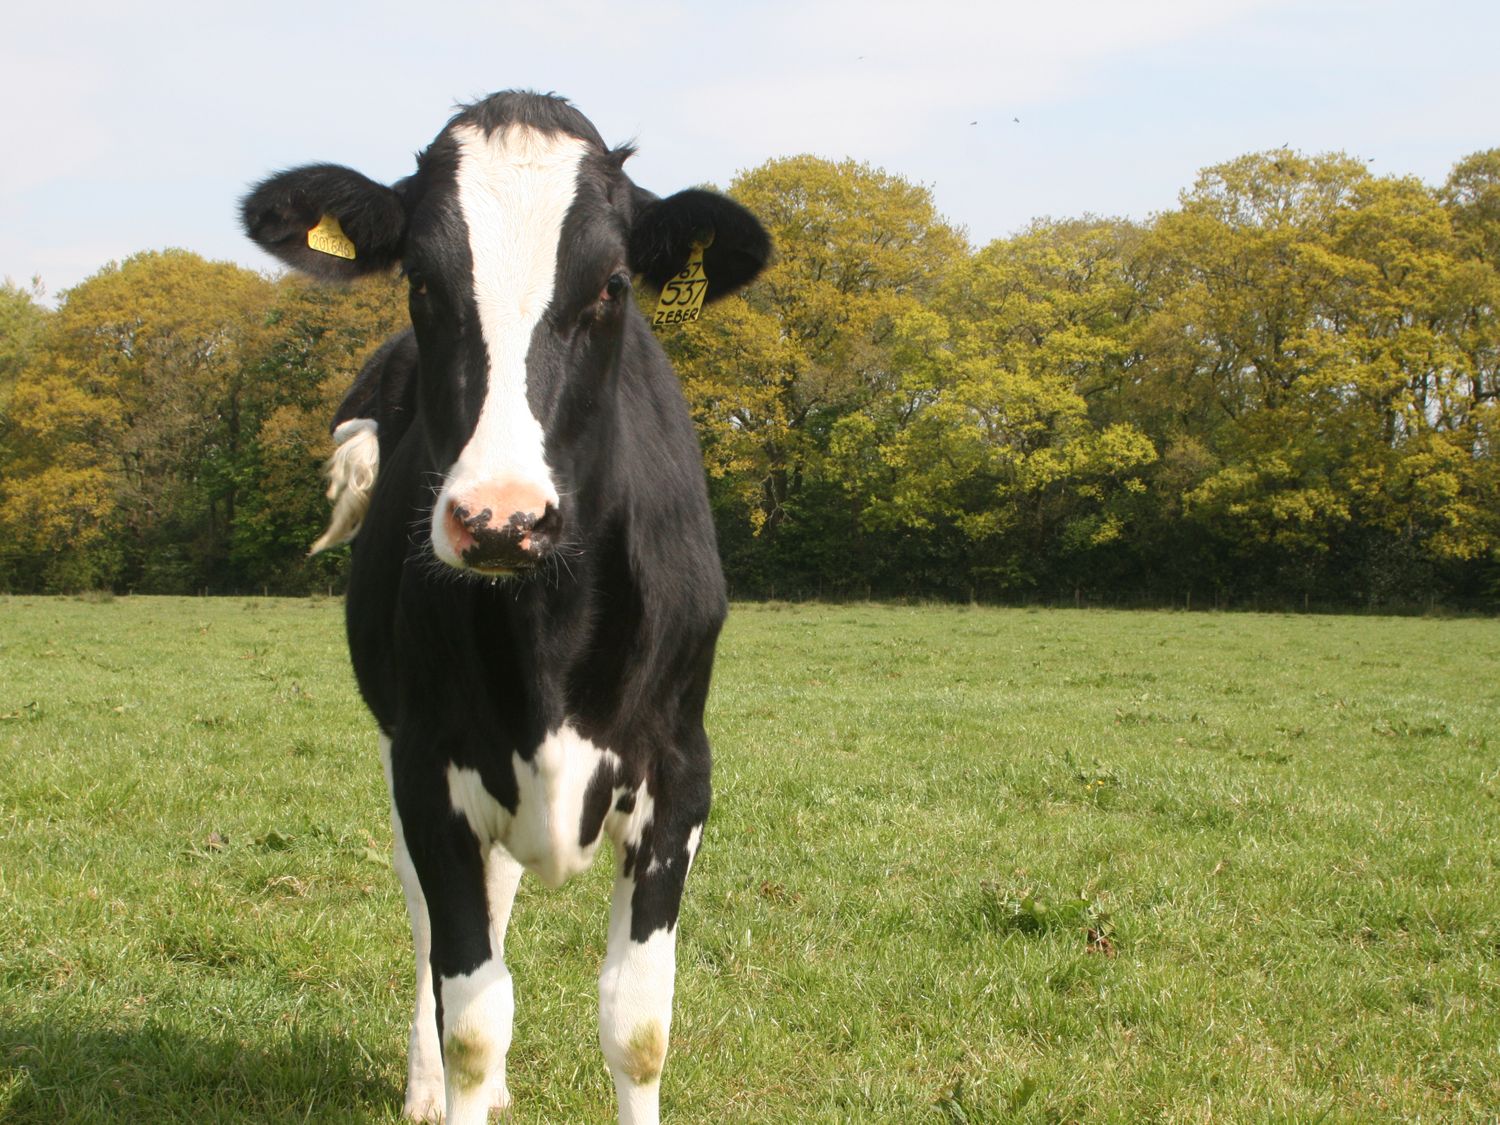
[445,724,647,888]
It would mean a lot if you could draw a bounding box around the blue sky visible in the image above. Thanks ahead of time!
[4,0,1497,299]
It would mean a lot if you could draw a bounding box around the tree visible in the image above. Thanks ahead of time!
[660,155,968,592]
[0,277,48,414]
[2,144,1495,605]
[0,251,275,590]
[836,219,1158,595]
[0,278,54,586]
[1113,150,1499,602]
[665,156,966,533]
[1127,153,1376,596]
[230,272,407,590]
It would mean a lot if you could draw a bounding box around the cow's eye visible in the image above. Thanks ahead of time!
[600,272,630,303]
[407,271,428,297]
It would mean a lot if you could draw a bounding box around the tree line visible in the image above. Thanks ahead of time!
[2,147,1496,607]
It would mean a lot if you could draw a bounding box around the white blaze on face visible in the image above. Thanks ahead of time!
[430,123,590,567]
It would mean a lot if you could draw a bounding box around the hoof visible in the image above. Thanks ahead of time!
[489,1080,513,1116]
[403,1087,445,1122]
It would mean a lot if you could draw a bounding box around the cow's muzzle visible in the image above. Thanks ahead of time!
[440,488,561,574]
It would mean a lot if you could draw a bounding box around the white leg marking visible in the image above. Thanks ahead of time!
[310,418,378,555]
[599,872,679,1125]
[381,735,444,1121]
[483,845,524,1114]
[440,959,513,1125]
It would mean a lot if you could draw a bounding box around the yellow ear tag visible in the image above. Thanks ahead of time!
[652,235,712,327]
[307,214,356,260]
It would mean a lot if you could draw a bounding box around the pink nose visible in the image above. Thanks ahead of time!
[443,484,559,568]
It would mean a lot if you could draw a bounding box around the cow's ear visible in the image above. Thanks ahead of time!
[241,164,405,280]
[628,188,770,302]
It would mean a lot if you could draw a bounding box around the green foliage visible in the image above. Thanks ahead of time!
[0,277,48,413]
[0,251,277,591]
[665,155,966,539]
[0,255,404,594]
[665,147,1496,603]
[0,148,1497,603]
[229,274,406,591]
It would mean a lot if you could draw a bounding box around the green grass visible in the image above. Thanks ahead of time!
[2,597,1497,1122]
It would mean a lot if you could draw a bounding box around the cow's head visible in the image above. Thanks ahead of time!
[242,91,768,576]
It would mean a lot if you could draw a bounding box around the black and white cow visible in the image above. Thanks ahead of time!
[241,91,768,1124]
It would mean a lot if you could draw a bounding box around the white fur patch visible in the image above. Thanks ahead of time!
[310,418,379,555]
[439,959,513,1125]
[429,124,588,568]
[599,876,679,1125]
[446,725,624,890]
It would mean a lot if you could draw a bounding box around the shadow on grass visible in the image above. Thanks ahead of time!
[0,1020,400,1124]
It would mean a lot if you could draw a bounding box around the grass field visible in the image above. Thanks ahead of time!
[1,596,1497,1122]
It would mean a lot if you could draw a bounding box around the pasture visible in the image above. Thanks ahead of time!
[1,596,1496,1122]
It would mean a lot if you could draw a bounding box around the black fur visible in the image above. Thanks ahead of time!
[333,331,417,459]
[455,89,609,149]
[629,188,772,297]
[240,164,405,280]
[245,91,769,1087]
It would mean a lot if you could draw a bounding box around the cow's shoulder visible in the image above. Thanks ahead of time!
[333,330,419,458]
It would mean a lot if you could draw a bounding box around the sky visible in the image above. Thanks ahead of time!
[4,0,1498,300]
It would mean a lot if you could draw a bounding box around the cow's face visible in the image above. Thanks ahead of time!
[242,92,768,577]
[399,112,627,575]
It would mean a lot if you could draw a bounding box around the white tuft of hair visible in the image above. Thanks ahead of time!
[309,418,379,555]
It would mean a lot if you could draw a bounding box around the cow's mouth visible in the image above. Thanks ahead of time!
[458,554,533,579]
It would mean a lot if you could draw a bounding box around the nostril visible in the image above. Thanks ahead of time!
[445,500,475,548]
[457,505,493,533]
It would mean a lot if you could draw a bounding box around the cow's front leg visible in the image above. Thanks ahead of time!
[381,735,444,1121]
[600,779,709,1125]
[480,844,523,1113]
[394,754,519,1125]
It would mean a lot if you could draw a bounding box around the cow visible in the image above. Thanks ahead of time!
[240,91,769,1125]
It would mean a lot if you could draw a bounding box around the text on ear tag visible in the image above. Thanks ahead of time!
[652,240,711,327]
[307,214,356,260]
